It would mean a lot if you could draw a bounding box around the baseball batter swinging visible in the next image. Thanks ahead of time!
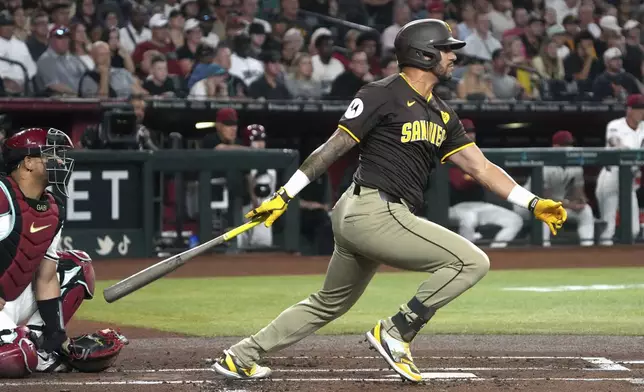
[214,19,567,383]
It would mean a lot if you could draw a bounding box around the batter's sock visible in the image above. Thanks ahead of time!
[385,297,436,343]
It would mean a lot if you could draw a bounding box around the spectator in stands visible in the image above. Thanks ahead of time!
[280,0,310,39]
[533,37,565,80]
[546,24,571,59]
[79,41,139,98]
[553,0,579,24]
[457,2,476,41]
[103,11,119,30]
[564,31,602,96]
[181,0,200,20]
[11,7,27,42]
[596,15,622,60]
[72,0,98,32]
[35,25,86,96]
[457,56,495,101]
[331,28,359,67]
[163,0,180,18]
[381,2,410,53]
[311,34,344,95]
[488,0,515,39]
[380,54,398,78]
[212,43,247,97]
[356,31,381,76]
[0,10,36,95]
[329,50,370,99]
[592,47,642,102]
[524,0,545,17]
[577,3,600,38]
[142,55,181,97]
[119,5,151,55]
[132,14,182,76]
[562,14,580,49]
[199,14,220,48]
[177,18,202,76]
[280,28,304,67]
[284,52,323,99]
[623,20,643,81]
[188,62,229,99]
[502,7,529,39]
[103,26,136,73]
[229,34,264,86]
[70,22,94,69]
[426,0,444,20]
[224,16,249,44]
[520,16,545,59]
[464,12,502,61]
[168,9,186,49]
[239,0,271,34]
[26,10,49,62]
[248,50,291,99]
[212,0,233,41]
[490,48,524,99]
[544,7,557,29]
[50,3,71,28]
[407,0,427,20]
[248,22,267,60]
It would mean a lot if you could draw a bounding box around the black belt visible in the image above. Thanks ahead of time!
[353,184,409,209]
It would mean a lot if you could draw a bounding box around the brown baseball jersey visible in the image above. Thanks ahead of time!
[337,73,474,211]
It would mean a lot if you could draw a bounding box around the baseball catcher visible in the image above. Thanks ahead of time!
[0,128,127,377]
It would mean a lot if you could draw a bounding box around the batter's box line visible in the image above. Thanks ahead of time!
[266,355,587,359]
[581,357,631,371]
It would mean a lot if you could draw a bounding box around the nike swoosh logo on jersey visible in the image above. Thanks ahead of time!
[407,101,415,107]
[30,223,52,233]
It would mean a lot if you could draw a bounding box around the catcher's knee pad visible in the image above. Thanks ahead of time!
[56,250,96,325]
[0,326,38,378]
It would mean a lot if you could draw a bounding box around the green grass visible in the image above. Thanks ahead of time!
[77,268,644,336]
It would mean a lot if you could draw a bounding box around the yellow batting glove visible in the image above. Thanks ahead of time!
[532,199,568,235]
[245,187,291,227]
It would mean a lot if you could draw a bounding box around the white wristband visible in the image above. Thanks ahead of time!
[282,170,311,198]
[507,185,538,210]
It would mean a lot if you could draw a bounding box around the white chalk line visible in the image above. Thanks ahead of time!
[265,355,584,360]
[620,360,644,364]
[3,377,644,387]
[106,366,616,373]
[502,284,644,292]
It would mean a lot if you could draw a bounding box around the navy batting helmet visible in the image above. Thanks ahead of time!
[394,19,465,71]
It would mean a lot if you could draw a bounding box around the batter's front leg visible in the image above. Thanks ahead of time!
[229,244,379,368]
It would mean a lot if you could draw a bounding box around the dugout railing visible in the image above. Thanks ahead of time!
[427,147,644,246]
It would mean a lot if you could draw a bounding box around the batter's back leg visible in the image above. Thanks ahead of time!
[213,244,379,379]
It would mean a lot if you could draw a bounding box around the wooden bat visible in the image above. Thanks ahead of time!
[102,215,267,303]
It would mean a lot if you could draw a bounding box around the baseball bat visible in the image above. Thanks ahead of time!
[102,215,267,303]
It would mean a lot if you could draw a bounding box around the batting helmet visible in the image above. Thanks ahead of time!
[244,124,266,145]
[394,19,465,71]
[2,127,75,196]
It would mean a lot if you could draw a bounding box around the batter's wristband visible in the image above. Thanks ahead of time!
[528,197,539,212]
[277,188,291,203]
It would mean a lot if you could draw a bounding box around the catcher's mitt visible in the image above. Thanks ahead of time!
[60,329,129,372]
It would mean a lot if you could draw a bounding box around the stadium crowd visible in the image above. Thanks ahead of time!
[0,0,640,101]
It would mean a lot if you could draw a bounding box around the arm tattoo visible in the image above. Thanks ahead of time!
[300,129,358,180]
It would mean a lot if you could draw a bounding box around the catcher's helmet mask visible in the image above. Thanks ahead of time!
[3,128,75,197]
[394,19,465,78]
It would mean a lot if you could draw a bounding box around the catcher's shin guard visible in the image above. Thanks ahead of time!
[0,326,38,378]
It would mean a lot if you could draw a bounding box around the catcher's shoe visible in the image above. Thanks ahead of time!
[35,350,70,373]
[212,350,272,380]
[365,320,422,383]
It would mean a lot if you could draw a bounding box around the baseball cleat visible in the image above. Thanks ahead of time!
[212,350,272,380]
[365,320,422,383]
[35,350,70,373]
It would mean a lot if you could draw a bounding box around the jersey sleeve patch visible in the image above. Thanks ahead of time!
[337,85,390,141]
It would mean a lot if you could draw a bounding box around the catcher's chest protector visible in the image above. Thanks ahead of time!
[0,177,62,300]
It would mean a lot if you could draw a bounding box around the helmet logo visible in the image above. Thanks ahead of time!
[444,22,452,34]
